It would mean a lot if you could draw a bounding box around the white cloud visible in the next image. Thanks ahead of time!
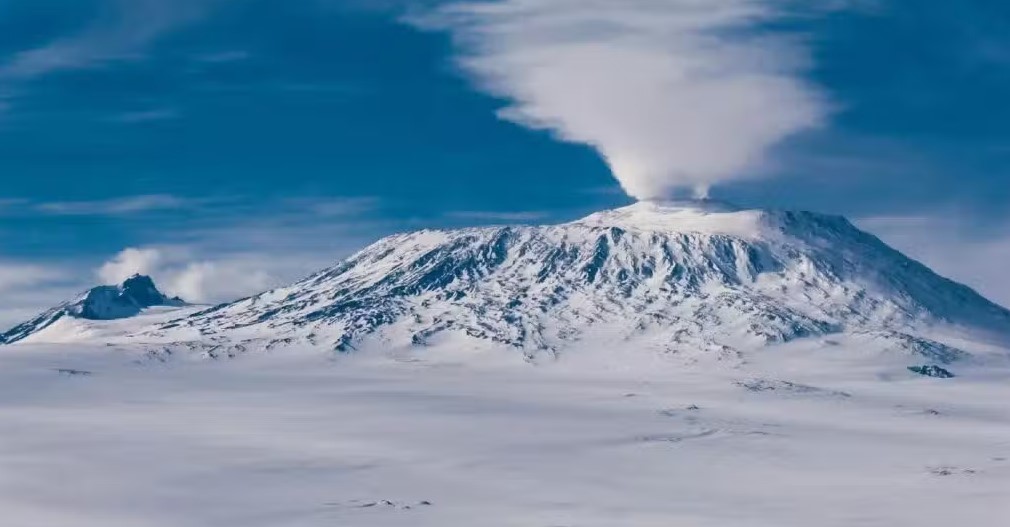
[84,194,392,304]
[164,260,276,304]
[411,0,837,200]
[857,214,1010,309]
[0,194,388,326]
[96,246,334,305]
[97,247,165,285]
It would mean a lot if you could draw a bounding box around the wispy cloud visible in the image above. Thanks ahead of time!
[35,194,196,216]
[0,0,227,119]
[0,262,66,292]
[3,193,383,220]
[445,210,551,223]
[0,261,86,329]
[111,108,179,124]
[280,196,382,218]
[193,50,251,64]
[0,0,221,82]
[0,198,30,209]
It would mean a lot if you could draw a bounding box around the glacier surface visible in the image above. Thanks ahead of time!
[1,201,1008,526]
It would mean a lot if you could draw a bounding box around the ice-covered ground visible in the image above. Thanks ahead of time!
[1,343,1008,527]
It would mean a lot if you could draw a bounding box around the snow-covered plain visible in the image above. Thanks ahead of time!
[2,340,1008,527]
[4,201,1010,525]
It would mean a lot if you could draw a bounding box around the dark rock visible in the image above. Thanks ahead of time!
[908,365,955,378]
[55,368,93,376]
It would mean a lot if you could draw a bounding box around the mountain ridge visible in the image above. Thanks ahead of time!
[140,202,1010,361]
[0,274,186,345]
[4,202,1009,362]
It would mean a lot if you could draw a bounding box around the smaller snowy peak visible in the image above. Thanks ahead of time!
[70,274,185,320]
[0,275,186,345]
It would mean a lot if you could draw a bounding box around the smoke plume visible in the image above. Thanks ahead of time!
[411,0,832,200]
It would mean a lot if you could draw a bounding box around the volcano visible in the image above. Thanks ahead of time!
[4,201,997,363]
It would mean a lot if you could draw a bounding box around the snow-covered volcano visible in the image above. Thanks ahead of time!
[5,202,1009,526]
[0,275,188,345]
[54,200,996,361]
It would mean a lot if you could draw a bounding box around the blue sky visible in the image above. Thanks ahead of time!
[0,0,1008,324]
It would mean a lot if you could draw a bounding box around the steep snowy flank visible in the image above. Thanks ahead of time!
[135,201,1009,359]
[0,275,186,345]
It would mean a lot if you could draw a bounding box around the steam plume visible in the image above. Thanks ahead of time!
[411,0,831,200]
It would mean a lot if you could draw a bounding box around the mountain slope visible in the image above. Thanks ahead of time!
[0,275,187,345]
[133,201,1010,360]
